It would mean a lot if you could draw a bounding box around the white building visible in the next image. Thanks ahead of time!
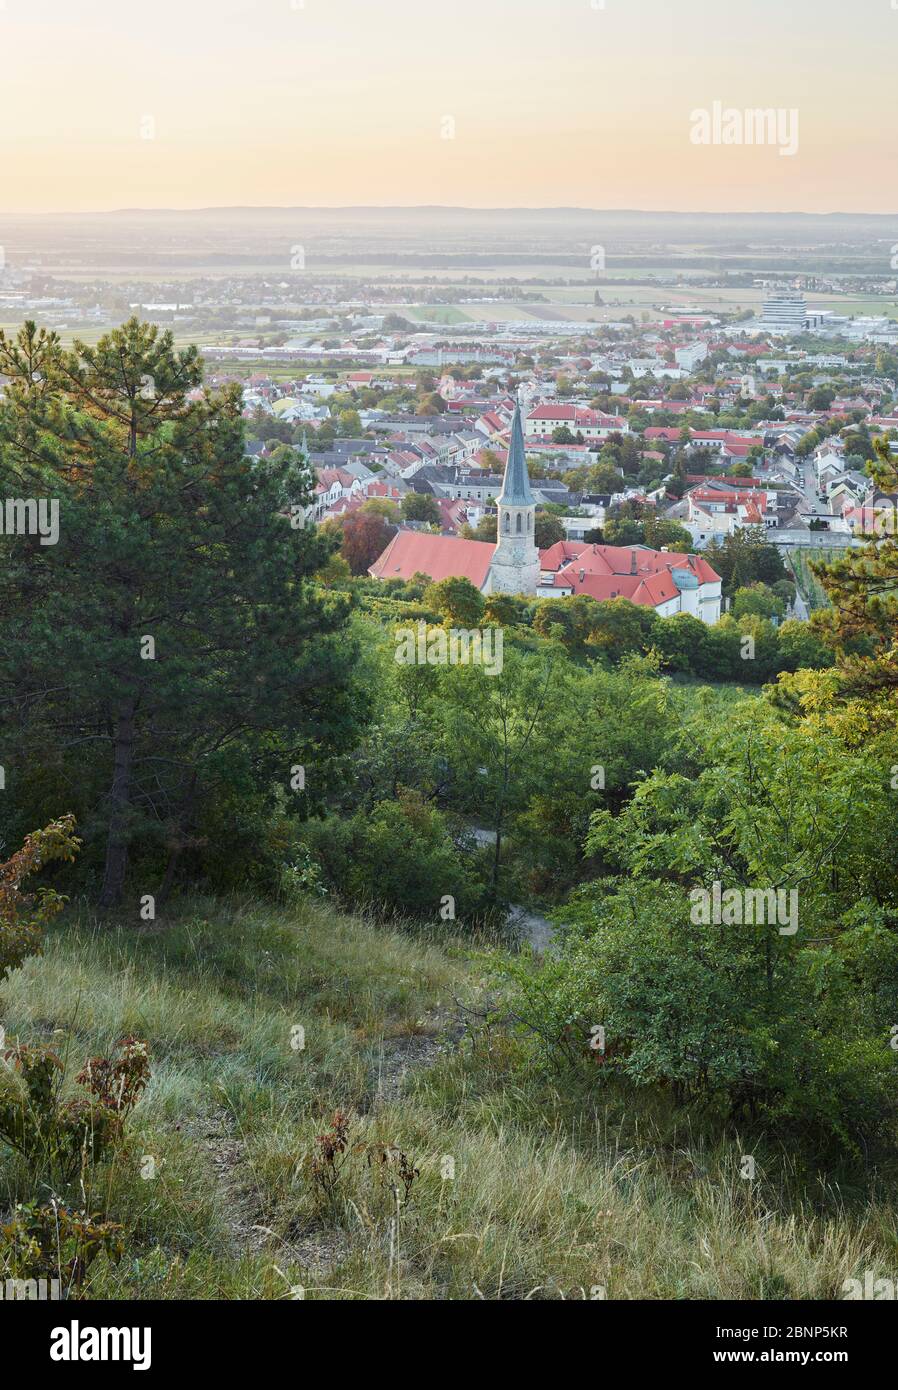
[674,342,709,372]
[537,542,722,623]
[525,403,627,440]
[761,293,809,334]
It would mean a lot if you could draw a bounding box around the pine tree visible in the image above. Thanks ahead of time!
[0,320,358,907]
[812,437,898,702]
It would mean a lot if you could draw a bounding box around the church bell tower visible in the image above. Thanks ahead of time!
[489,401,540,595]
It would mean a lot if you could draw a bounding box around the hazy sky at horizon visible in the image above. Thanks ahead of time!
[2,0,896,214]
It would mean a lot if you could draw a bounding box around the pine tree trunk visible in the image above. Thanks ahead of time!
[490,748,510,901]
[491,804,504,901]
[156,847,179,910]
[156,770,198,911]
[98,699,137,908]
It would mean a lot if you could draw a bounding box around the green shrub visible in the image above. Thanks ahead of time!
[301,791,488,925]
[0,1201,123,1298]
[0,1036,150,1189]
[0,817,81,987]
[501,705,898,1154]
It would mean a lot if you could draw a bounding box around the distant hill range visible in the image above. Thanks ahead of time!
[3,206,896,274]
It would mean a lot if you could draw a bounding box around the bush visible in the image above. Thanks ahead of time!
[300,792,488,925]
[732,584,785,621]
[0,1201,123,1298]
[0,1036,150,1189]
[501,706,898,1154]
[0,817,81,987]
[504,879,898,1151]
[423,577,485,628]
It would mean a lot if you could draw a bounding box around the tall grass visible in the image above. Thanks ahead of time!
[0,894,894,1300]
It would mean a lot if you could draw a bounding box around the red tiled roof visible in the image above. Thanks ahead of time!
[543,542,721,593]
[540,540,592,571]
[369,530,495,588]
[436,498,477,533]
[317,467,356,488]
[368,535,721,605]
[527,404,623,427]
[548,570,679,606]
[323,495,366,519]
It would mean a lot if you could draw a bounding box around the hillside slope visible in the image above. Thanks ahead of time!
[0,897,891,1300]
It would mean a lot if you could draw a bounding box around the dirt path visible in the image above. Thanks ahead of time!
[192,1104,271,1257]
[507,903,556,953]
[368,1006,468,1106]
[371,1034,446,1104]
[193,1103,354,1277]
[192,1011,466,1276]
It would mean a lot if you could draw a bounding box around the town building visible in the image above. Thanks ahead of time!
[537,542,722,623]
[369,404,723,621]
[525,403,627,441]
[761,292,809,334]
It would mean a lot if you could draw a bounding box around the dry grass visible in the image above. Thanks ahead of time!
[0,893,894,1300]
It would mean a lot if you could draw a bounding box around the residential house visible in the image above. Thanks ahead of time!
[537,542,722,623]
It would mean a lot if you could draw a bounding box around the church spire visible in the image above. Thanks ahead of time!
[498,403,534,507]
[489,398,540,597]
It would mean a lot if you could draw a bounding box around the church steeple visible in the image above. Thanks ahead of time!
[489,400,540,596]
[497,403,534,507]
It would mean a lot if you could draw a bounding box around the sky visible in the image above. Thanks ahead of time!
[1,0,896,214]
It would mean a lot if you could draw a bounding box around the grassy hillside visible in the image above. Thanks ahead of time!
[1,895,893,1301]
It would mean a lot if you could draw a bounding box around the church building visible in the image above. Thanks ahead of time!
[367,402,722,622]
[368,402,540,596]
[484,403,541,595]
